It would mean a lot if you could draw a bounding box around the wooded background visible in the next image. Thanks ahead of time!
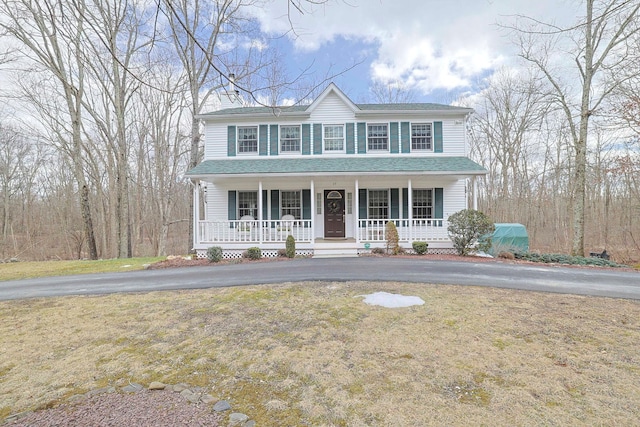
[1,0,639,264]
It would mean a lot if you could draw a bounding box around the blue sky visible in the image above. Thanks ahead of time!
[250,0,579,103]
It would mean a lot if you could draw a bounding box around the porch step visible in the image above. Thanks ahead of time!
[313,247,359,258]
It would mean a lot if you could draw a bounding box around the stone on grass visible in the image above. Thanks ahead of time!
[172,383,190,392]
[200,394,215,404]
[228,412,249,426]
[121,383,143,393]
[148,381,166,390]
[213,400,232,412]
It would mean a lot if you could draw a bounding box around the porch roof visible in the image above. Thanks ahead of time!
[185,156,487,178]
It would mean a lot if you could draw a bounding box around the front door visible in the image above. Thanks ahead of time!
[324,190,345,238]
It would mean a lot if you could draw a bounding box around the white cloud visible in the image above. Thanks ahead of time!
[252,0,581,96]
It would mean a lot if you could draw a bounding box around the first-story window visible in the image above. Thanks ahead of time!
[368,190,388,219]
[280,125,301,152]
[238,191,258,219]
[323,124,344,151]
[237,126,258,153]
[411,123,432,151]
[368,123,388,151]
[413,189,433,219]
[281,190,301,219]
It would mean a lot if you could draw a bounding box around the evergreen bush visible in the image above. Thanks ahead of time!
[447,209,495,256]
[206,246,223,263]
[385,221,400,255]
[285,235,296,258]
[412,241,429,255]
[244,247,262,260]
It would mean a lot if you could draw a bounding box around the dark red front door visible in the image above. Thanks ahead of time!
[324,190,345,238]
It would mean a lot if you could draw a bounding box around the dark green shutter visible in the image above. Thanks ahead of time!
[302,124,311,155]
[262,189,268,220]
[402,188,409,219]
[313,123,322,154]
[346,123,355,154]
[435,188,443,227]
[227,126,236,157]
[302,189,311,220]
[259,125,268,156]
[390,188,399,219]
[390,122,399,154]
[228,191,237,221]
[358,189,367,219]
[401,122,410,153]
[434,121,443,153]
[270,125,279,155]
[271,190,280,220]
[357,122,366,154]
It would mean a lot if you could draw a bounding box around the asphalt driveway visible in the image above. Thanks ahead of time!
[0,257,639,301]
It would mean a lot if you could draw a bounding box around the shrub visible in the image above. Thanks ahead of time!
[286,235,296,258]
[371,247,386,255]
[412,241,429,255]
[206,246,223,263]
[277,249,287,257]
[498,251,515,260]
[385,221,400,255]
[244,247,262,260]
[447,209,495,256]
[513,251,624,267]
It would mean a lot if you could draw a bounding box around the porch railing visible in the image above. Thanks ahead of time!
[198,219,313,244]
[198,218,449,245]
[358,219,449,242]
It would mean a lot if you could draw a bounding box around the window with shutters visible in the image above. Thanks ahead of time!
[237,126,258,153]
[367,123,388,151]
[280,125,301,152]
[368,190,388,219]
[411,123,432,151]
[412,189,433,219]
[281,191,301,219]
[238,191,257,218]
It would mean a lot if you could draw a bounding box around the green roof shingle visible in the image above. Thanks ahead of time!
[185,157,487,177]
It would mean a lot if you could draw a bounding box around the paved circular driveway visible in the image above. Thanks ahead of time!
[0,257,639,301]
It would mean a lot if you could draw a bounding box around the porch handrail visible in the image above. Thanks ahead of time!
[358,218,448,242]
[198,219,312,244]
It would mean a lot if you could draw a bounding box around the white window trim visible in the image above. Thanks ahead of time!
[410,122,434,152]
[279,124,301,154]
[236,125,259,155]
[323,124,346,153]
[367,122,390,152]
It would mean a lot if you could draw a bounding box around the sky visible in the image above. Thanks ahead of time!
[250,0,581,103]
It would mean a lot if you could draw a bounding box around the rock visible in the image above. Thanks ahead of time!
[143,264,151,269]
[173,383,190,392]
[200,394,215,404]
[228,412,249,426]
[180,389,201,403]
[86,386,116,396]
[9,257,19,263]
[121,383,143,393]
[148,381,166,390]
[213,400,232,412]
[244,421,256,427]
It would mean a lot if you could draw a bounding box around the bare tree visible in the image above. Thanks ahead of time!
[0,0,99,259]
[505,0,640,256]
[368,80,417,103]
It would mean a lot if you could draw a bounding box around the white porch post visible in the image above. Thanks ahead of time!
[193,179,200,250]
[258,181,263,244]
[310,180,315,242]
[408,179,412,242]
[355,179,359,243]
[473,177,478,210]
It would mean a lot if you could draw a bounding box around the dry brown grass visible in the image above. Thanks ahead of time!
[1,282,640,426]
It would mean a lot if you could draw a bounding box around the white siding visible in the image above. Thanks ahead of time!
[309,92,356,123]
[205,183,227,221]
[443,180,467,216]
[205,123,228,159]
[442,120,466,156]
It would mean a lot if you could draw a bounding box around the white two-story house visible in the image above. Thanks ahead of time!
[186,83,486,258]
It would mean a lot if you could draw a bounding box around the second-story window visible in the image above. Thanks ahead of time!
[237,126,258,153]
[411,123,432,150]
[323,124,344,151]
[367,123,388,151]
[280,125,301,153]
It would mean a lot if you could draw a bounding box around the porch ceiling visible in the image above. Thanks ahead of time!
[185,156,487,178]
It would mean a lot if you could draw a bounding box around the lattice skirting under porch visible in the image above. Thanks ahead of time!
[195,249,314,260]
[357,247,457,255]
